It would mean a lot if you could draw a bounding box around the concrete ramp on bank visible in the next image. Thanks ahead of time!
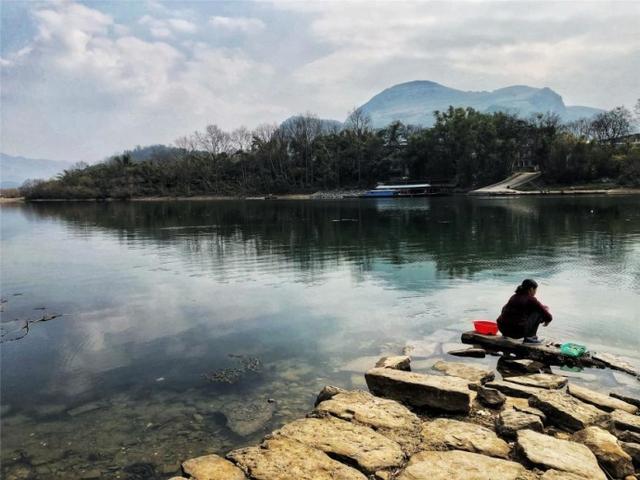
[469,171,541,195]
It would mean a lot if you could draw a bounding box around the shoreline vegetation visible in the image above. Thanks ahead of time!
[12,105,640,202]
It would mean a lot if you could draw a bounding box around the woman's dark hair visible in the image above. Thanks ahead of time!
[515,279,538,294]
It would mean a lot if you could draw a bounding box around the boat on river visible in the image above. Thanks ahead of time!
[361,183,438,198]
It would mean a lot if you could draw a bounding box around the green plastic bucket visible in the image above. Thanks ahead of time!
[560,342,587,358]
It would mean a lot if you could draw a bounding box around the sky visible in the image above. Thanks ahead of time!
[1,0,639,163]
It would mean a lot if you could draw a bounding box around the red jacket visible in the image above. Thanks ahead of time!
[497,293,552,338]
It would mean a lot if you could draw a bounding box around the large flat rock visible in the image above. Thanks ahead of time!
[611,408,640,433]
[516,429,606,480]
[485,380,543,398]
[572,426,634,478]
[432,360,495,384]
[610,391,640,409]
[503,373,567,389]
[365,367,471,413]
[271,416,404,473]
[421,418,510,458]
[567,383,638,413]
[182,454,246,480]
[496,410,544,439]
[376,356,411,371]
[529,390,609,431]
[396,450,528,480]
[227,438,367,480]
[314,390,421,453]
[540,471,585,480]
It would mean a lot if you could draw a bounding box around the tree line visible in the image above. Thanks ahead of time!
[20,102,640,200]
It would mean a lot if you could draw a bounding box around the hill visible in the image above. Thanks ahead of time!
[0,153,73,189]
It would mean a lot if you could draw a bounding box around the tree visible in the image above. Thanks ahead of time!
[590,107,633,144]
[345,107,372,138]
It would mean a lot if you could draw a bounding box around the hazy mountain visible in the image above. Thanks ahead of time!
[0,153,73,189]
[357,81,603,128]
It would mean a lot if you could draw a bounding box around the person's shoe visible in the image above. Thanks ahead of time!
[523,336,544,344]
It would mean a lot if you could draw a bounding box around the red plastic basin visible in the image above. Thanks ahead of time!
[473,320,498,335]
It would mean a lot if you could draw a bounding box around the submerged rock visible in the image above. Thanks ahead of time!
[227,437,367,480]
[67,402,106,417]
[182,454,246,480]
[272,416,404,473]
[420,418,510,458]
[516,429,606,480]
[447,347,486,358]
[365,367,471,413]
[503,373,567,389]
[477,386,506,408]
[396,450,527,480]
[496,410,544,439]
[611,409,640,433]
[567,384,638,413]
[485,380,543,398]
[529,390,609,431]
[220,397,276,436]
[572,426,634,478]
[432,360,495,384]
[375,355,411,371]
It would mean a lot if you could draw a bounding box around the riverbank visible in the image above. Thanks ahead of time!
[169,337,640,480]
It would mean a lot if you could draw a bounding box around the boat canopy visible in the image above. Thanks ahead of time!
[375,183,431,189]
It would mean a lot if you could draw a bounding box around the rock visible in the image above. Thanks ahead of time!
[432,360,495,384]
[182,454,246,480]
[617,430,640,443]
[485,380,543,398]
[365,367,471,413]
[420,418,510,458]
[611,409,640,433]
[572,426,634,478]
[503,373,567,389]
[592,352,640,377]
[396,450,527,480]
[314,385,347,406]
[611,391,640,409]
[447,347,486,358]
[477,386,506,408]
[272,416,404,473]
[227,437,367,480]
[567,384,638,413]
[79,470,102,480]
[512,403,546,421]
[341,356,387,373]
[314,390,421,454]
[498,357,546,374]
[402,340,438,358]
[220,397,276,436]
[496,410,544,439]
[516,429,606,480]
[67,401,106,416]
[529,390,609,431]
[621,442,640,467]
[540,471,585,480]
[375,355,411,371]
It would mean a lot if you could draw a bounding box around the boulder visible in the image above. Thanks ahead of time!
[432,360,495,384]
[611,409,640,433]
[396,450,527,480]
[496,410,544,439]
[375,356,411,371]
[447,347,486,358]
[621,442,640,467]
[314,390,421,454]
[314,385,347,406]
[365,367,471,413]
[516,429,606,480]
[271,416,404,474]
[477,386,506,408]
[611,392,640,409]
[485,380,543,398]
[182,454,246,480]
[227,438,366,480]
[572,426,634,478]
[567,384,638,413]
[503,373,567,389]
[420,418,510,458]
[529,390,609,431]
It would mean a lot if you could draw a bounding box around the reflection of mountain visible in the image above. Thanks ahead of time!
[17,197,638,282]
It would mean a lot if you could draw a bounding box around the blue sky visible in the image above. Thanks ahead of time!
[1,0,639,162]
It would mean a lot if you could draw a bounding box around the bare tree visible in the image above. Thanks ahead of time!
[590,106,633,144]
[195,124,232,156]
[563,118,593,140]
[345,107,372,137]
[230,126,253,153]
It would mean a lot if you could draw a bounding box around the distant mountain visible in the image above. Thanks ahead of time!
[357,81,603,128]
[0,153,73,189]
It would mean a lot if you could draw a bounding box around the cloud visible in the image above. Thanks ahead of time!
[209,16,266,33]
[139,14,197,38]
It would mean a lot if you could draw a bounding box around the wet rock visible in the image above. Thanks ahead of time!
[572,426,634,478]
[272,416,404,473]
[67,402,106,417]
[611,409,640,433]
[314,385,346,406]
[592,352,640,377]
[396,450,527,480]
[621,442,640,467]
[529,390,609,431]
[540,471,585,480]
[503,373,567,389]
[477,386,506,408]
[485,380,543,398]
[341,356,386,373]
[567,384,638,413]
[516,429,606,480]
[182,454,246,480]
[420,418,510,458]
[611,392,640,410]
[402,340,438,358]
[314,389,422,454]
[496,410,544,439]
[375,355,411,371]
[365,367,471,413]
[79,470,102,480]
[498,358,546,374]
[227,437,367,480]
[447,347,486,358]
[618,430,640,443]
[432,360,495,384]
[220,397,276,436]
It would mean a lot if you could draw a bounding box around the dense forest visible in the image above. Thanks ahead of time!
[20,102,640,200]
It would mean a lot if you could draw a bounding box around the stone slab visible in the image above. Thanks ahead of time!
[572,426,634,478]
[611,409,640,433]
[432,360,495,384]
[503,373,567,390]
[447,347,486,358]
[610,391,640,409]
[496,410,544,439]
[485,380,543,398]
[182,454,246,480]
[375,356,411,371]
[568,383,638,413]
[421,418,510,458]
[529,390,609,431]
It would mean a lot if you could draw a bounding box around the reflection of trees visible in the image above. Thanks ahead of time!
[18,197,638,278]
